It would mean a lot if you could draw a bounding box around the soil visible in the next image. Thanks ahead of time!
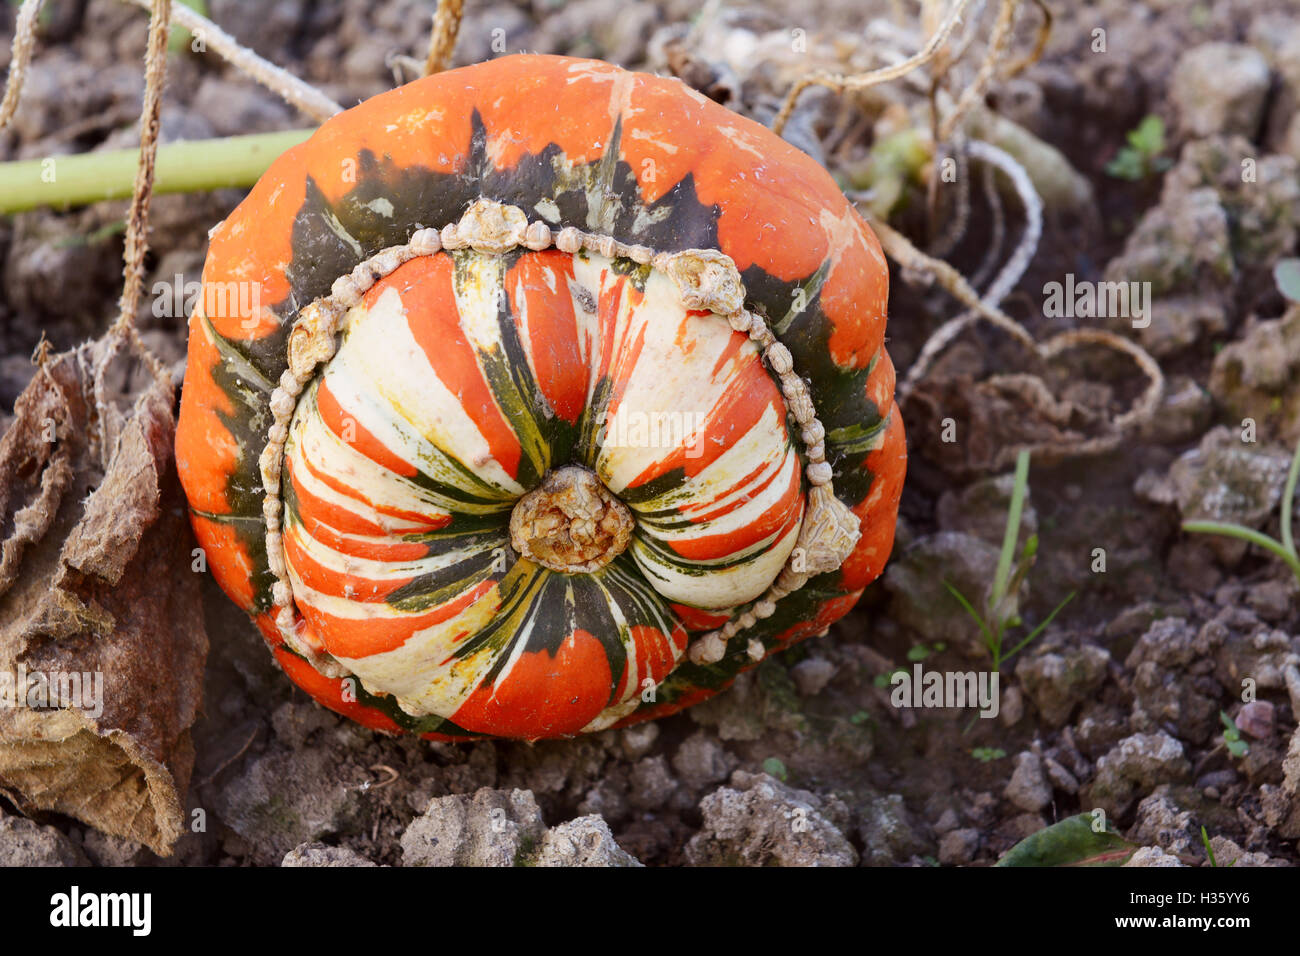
[1,0,1299,867]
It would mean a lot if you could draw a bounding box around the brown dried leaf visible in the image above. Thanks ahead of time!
[906,374,1086,477]
[0,340,207,855]
[904,334,1131,478]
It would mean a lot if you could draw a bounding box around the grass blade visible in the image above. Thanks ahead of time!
[1201,827,1218,868]
[1003,591,1075,663]
[943,580,994,649]
[1182,520,1300,581]
[991,450,1031,614]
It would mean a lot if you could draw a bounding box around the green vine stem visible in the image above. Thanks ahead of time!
[1182,438,1300,584]
[0,129,313,214]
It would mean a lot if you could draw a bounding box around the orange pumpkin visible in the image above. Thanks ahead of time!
[175,54,905,740]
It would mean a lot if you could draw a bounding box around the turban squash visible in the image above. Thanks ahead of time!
[175,54,906,741]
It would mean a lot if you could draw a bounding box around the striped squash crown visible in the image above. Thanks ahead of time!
[176,54,906,740]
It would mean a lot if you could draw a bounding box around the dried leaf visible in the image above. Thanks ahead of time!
[907,373,1091,476]
[0,340,207,855]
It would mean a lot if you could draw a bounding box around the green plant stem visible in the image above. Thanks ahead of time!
[1282,439,1300,560]
[0,129,314,213]
[991,449,1031,613]
[1002,591,1075,664]
[1201,826,1218,867]
[1182,520,1300,581]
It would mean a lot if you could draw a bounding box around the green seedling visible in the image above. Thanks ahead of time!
[1183,437,1300,586]
[944,450,1076,671]
[1105,115,1172,181]
[762,757,789,781]
[1219,711,1249,759]
[906,641,947,662]
[1200,825,1235,867]
[997,813,1138,866]
[873,666,907,688]
[970,747,1007,763]
[1201,826,1218,867]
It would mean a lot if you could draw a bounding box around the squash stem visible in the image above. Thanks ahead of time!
[0,129,314,214]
